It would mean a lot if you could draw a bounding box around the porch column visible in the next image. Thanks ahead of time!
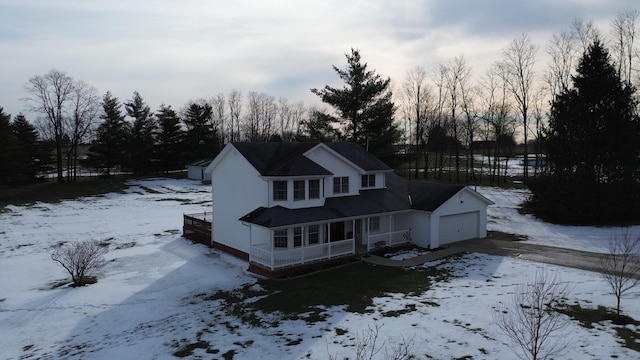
[351,219,356,253]
[270,230,275,269]
[367,217,371,251]
[388,214,393,244]
[327,222,331,258]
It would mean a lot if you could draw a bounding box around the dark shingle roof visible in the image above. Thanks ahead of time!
[408,180,465,211]
[324,142,392,172]
[239,172,467,228]
[231,142,331,176]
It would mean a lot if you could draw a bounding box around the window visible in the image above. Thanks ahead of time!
[274,229,288,248]
[308,179,320,199]
[308,225,319,245]
[293,227,303,247]
[369,216,380,232]
[294,180,305,200]
[361,174,376,188]
[333,176,349,194]
[273,181,287,201]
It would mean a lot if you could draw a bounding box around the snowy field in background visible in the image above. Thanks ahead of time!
[1,178,639,359]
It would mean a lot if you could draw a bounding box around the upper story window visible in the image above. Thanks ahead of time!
[294,180,306,200]
[333,176,349,194]
[308,179,320,199]
[273,181,287,201]
[361,174,376,188]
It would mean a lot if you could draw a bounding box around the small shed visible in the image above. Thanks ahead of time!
[187,159,213,183]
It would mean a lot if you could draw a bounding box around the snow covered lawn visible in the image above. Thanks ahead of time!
[0,178,638,359]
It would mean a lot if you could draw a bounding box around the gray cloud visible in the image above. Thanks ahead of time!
[0,0,636,120]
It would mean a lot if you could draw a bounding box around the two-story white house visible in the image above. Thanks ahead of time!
[200,141,493,277]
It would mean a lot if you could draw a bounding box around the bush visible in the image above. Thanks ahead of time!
[51,240,108,287]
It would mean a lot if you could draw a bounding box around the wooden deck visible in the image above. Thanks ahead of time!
[183,212,212,246]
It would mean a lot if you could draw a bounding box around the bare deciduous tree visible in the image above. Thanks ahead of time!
[571,18,601,54]
[611,10,638,86]
[327,322,414,360]
[66,80,100,181]
[23,69,75,183]
[401,66,433,179]
[545,30,577,96]
[599,230,640,315]
[227,90,242,142]
[500,34,537,181]
[51,240,108,287]
[494,270,571,360]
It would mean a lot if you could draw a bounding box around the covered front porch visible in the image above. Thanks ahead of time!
[248,214,412,271]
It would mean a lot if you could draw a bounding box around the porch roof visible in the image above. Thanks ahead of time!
[240,182,411,228]
[239,173,465,228]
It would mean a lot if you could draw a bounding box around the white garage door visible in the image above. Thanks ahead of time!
[439,212,479,244]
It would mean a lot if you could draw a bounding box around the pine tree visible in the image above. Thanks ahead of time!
[311,49,400,164]
[12,114,40,181]
[87,92,129,175]
[182,101,216,163]
[125,91,156,175]
[531,40,640,222]
[0,107,18,184]
[155,104,184,172]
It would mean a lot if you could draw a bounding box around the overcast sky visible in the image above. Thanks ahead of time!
[1,0,637,120]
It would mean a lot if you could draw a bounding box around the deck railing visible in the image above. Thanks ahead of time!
[250,238,355,270]
[183,213,212,245]
[367,229,411,251]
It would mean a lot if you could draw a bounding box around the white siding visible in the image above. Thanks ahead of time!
[304,146,361,197]
[430,187,490,248]
[211,147,267,254]
[439,212,480,244]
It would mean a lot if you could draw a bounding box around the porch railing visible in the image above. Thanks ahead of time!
[367,229,411,251]
[250,238,355,270]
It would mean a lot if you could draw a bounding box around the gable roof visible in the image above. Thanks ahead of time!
[231,142,331,176]
[239,172,480,228]
[321,142,392,172]
[188,158,213,167]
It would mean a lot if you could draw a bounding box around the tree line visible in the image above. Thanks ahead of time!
[2,11,639,202]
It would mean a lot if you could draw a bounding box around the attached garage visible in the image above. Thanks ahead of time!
[439,211,480,244]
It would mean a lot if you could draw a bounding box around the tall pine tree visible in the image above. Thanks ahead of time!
[0,107,18,184]
[155,104,184,173]
[87,92,129,175]
[182,101,216,163]
[12,114,41,181]
[125,91,156,175]
[311,49,400,164]
[531,40,640,222]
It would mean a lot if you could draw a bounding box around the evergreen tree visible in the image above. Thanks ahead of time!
[531,40,640,222]
[12,114,40,181]
[125,91,156,175]
[182,101,216,163]
[155,104,184,172]
[0,107,18,184]
[311,49,400,164]
[87,92,129,175]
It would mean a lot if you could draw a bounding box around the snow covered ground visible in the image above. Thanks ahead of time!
[1,178,638,359]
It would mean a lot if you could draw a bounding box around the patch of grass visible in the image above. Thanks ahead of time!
[335,327,348,336]
[204,260,453,329]
[382,303,417,317]
[560,304,640,352]
[254,262,440,315]
[487,230,528,242]
[172,340,210,357]
[0,176,131,211]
